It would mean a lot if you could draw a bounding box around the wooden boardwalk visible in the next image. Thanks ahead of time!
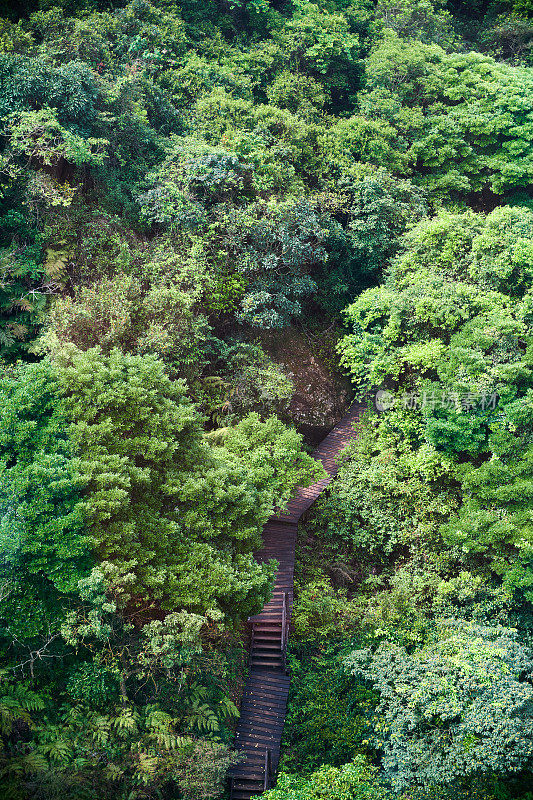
[229,404,362,799]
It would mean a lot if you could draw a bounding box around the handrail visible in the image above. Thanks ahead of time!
[248,624,255,669]
[281,592,287,650]
[281,592,288,673]
[264,748,273,791]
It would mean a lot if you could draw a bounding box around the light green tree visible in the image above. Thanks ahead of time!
[347,621,533,790]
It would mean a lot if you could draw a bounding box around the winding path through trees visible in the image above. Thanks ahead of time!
[229,404,364,799]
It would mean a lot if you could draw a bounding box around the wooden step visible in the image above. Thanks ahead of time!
[249,659,283,669]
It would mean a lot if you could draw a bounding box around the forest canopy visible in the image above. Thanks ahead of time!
[2,0,533,798]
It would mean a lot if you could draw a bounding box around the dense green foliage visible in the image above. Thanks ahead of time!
[0,360,90,638]
[285,200,533,796]
[263,756,393,800]
[3,0,533,798]
[349,622,533,789]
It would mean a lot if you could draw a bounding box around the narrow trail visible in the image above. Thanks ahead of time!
[229,404,363,800]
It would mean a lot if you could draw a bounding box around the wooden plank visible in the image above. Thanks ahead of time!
[240,706,286,719]
[240,705,286,718]
[242,686,289,698]
[238,723,286,736]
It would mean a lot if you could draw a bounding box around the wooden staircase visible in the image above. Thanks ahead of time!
[231,671,289,798]
[229,404,363,799]
[249,593,287,672]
